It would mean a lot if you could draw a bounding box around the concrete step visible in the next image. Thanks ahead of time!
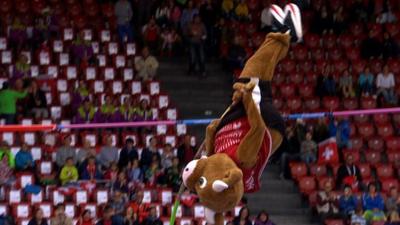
[245,193,303,208]
[269,215,314,225]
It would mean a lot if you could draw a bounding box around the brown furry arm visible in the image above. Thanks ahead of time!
[235,83,266,169]
[214,213,224,225]
[205,119,221,156]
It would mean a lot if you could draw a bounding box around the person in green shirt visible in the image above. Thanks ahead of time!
[0,141,15,168]
[0,81,29,124]
[59,157,78,185]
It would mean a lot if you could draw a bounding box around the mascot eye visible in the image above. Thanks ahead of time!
[198,176,207,189]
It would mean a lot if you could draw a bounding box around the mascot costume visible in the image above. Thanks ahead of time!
[181,3,303,225]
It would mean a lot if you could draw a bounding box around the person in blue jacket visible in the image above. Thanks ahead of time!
[339,185,358,217]
[15,143,34,171]
[362,183,386,222]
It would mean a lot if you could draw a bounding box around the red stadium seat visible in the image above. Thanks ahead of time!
[358,163,372,179]
[305,72,318,83]
[338,34,354,49]
[351,59,366,74]
[293,45,308,61]
[273,98,283,110]
[381,179,399,194]
[343,98,359,110]
[85,3,99,17]
[357,123,375,138]
[290,72,304,85]
[388,58,400,74]
[309,164,327,177]
[322,33,337,49]
[370,59,383,74]
[377,123,394,137]
[329,48,343,61]
[373,114,390,125]
[301,61,314,73]
[15,0,30,14]
[304,33,320,49]
[360,97,377,109]
[353,114,370,124]
[367,137,384,151]
[298,83,314,98]
[102,3,114,18]
[305,97,321,111]
[325,219,344,225]
[0,0,12,14]
[286,97,302,112]
[364,151,382,164]
[349,23,365,36]
[279,83,296,98]
[322,97,339,111]
[298,176,316,195]
[386,137,400,150]
[311,48,325,61]
[308,191,318,207]
[385,23,399,37]
[317,177,335,190]
[376,164,394,179]
[280,59,296,74]
[343,150,361,163]
[290,162,308,181]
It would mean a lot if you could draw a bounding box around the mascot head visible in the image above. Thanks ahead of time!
[182,154,244,213]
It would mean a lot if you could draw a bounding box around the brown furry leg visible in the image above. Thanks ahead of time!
[240,33,290,81]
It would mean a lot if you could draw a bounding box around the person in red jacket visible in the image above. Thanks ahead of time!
[77,210,94,225]
[129,190,150,223]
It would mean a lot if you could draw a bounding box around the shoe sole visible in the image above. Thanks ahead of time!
[284,3,303,42]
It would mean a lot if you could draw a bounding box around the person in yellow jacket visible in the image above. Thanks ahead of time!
[235,0,249,20]
[222,0,234,16]
[59,157,78,185]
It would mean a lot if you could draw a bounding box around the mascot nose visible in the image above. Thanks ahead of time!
[182,159,199,187]
[212,180,229,192]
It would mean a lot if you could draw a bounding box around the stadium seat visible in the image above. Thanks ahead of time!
[360,97,377,109]
[351,59,366,74]
[370,59,383,74]
[325,219,344,225]
[309,164,327,177]
[290,162,308,181]
[376,164,394,179]
[280,59,296,74]
[12,204,31,219]
[364,151,382,164]
[304,33,320,49]
[286,97,302,112]
[322,33,337,49]
[7,189,22,204]
[279,83,296,98]
[377,123,394,137]
[343,98,359,110]
[387,150,400,165]
[381,179,399,194]
[272,98,283,110]
[353,114,370,124]
[357,123,375,138]
[0,0,12,14]
[373,114,390,125]
[388,58,400,74]
[293,45,308,61]
[358,164,372,179]
[298,83,314,98]
[342,150,360,163]
[298,176,316,195]
[28,189,44,204]
[301,61,314,74]
[367,137,384,151]
[305,97,321,112]
[317,177,335,190]
[322,97,339,111]
[338,34,354,49]
[350,137,364,150]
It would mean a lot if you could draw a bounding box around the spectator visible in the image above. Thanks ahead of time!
[279,126,301,179]
[177,134,196,167]
[51,204,72,225]
[115,0,133,43]
[129,190,150,223]
[339,70,355,98]
[27,80,48,119]
[99,96,116,123]
[0,81,28,124]
[180,189,197,216]
[161,143,174,169]
[386,211,400,225]
[300,131,317,165]
[361,31,382,59]
[144,160,164,187]
[135,47,159,81]
[117,97,135,122]
[72,81,89,111]
[161,27,181,57]
[336,118,351,149]
[98,135,119,169]
[77,210,94,225]
[362,183,386,222]
[169,1,181,28]
[226,35,247,71]
[141,137,161,170]
[142,206,162,225]
[200,0,218,56]
[0,152,14,186]
[13,54,31,80]
[124,207,139,225]
[71,32,94,66]
[376,65,397,105]
[80,156,102,180]
[127,159,142,183]
[180,1,199,33]
[0,142,15,168]
[155,2,170,27]
[166,157,180,192]
[386,187,400,214]
[382,32,398,59]
[77,140,96,166]
[233,207,252,225]
[339,185,358,217]
[187,15,207,77]
[137,0,154,26]
[351,207,367,225]
[9,17,27,52]
[75,98,97,124]
[96,205,115,225]
[104,162,119,182]
[109,189,128,218]
[56,135,76,168]
[142,18,160,52]
[254,211,275,225]
[15,143,34,171]
[113,171,129,193]
[118,138,139,169]
[134,99,153,121]
[377,4,397,24]
[316,181,340,222]
[260,3,272,31]
[235,0,249,21]
[221,0,234,17]
[312,5,333,34]
[59,157,79,185]
[358,67,374,97]
[336,154,362,190]
[28,208,48,225]
[314,118,330,143]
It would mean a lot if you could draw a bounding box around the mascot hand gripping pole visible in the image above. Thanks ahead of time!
[181,3,303,225]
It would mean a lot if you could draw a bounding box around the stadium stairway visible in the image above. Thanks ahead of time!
[246,164,318,225]
[158,58,232,138]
